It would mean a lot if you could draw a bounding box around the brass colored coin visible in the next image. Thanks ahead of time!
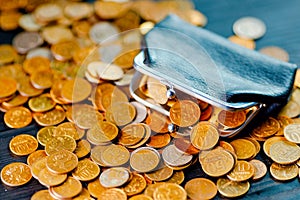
[230,138,256,160]
[284,124,300,144]
[263,136,286,157]
[219,141,236,154]
[72,159,100,181]
[249,159,267,180]
[33,105,65,126]
[279,100,300,118]
[184,178,217,200]
[42,25,74,45]
[9,134,38,156]
[218,110,246,128]
[127,123,152,149]
[50,80,69,104]
[119,123,145,146]
[61,78,92,103]
[217,177,250,198]
[74,139,91,159]
[161,145,193,167]
[2,94,28,109]
[276,116,293,136]
[146,76,168,105]
[200,148,235,177]
[270,162,298,181]
[170,100,201,127]
[72,20,91,37]
[153,183,187,200]
[38,168,67,187]
[0,77,17,98]
[64,2,93,21]
[190,121,219,150]
[98,188,127,200]
[1,162,32,187]
[47,150,78,174]
[88,178,108,198]
[147,133,171,149]
[31,190,55,200]
[245,137,261,158]
[228,35,256,49]
[34,3,63,23]
[259,46,289,62]
[18,76,44,97]
[27,150,47,167]
[31,157,47,179]
[30,70,54,89]
[23,56,51,75]
[99,167,130,188]
[90,145,110,167]
[227,161,255,181]
[87,122,118,145]
[94,1,131,19]
[114,50,140,69]
[130,147,161,173]
[73,188,92,200]
[0,10,21,31]
[145,166,173,182]
[251,117,280,138]
[165,171,185,184]
[0,45,17,65]
[146,111,169,133]
[129,194,153,200]
[4,106,32,128]
[174,137,200,155]
[28,94,56,112]
[269,140,300,164]
[50,176,82,199]
[122,173,147,196]
[101,144,130,167]
[51,40,80,61]
[37,126,56,146]
[106,102,136,126]
[55,122,82,140]
[131,101,148,123]
[45,135,76,155]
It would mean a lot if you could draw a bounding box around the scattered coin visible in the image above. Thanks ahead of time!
[50,176,82,199]
[153,183,187,200]
[26,150,47,167]
[162,145,193,168]
[283,123,300,143]
[97,188,127,200]
[72,159,100,181]
[233,16,266,40]
[1,162,32,187]
[218,110,246,128]
[228,35,256,49]
[38,168,67,187]
[9,134,38,156]
[270,162,298,181]
[122,173,147,196]
[230,138,256,160]
[4,106,32,128]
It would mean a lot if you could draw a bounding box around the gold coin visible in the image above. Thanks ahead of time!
[61,78,92,103]
[101,144,130,167]
[217,177,250,198]
[106,102,136,126]
[270,162,298,181]
[73,188,92,200]
[245,137,261,158]
[129,194,153,200]
[217,110,246,128]
[230,138,256,160]
[146,76,168,105]
[0,10,21,31]
[147,133,171,149]
[249,159,267,180]
[30,70,54,89]
[251,117,280,138]
[90,145,110,167]
[127,123,152,149]
[74,139,91,159]
[165,171,185,184]
[161,145,193,167]
[269,140,300,164]
[51,40,80,61]
[72,158,100,181]
[122,173,147,196]
[276,116,293,136]
[263,136,286,157]
[87,121,118,145]
[9,134,38,156]
[284,124,300,144]
[37,126,56,146]
[28,94,56,112]
[119,123,145,146]
[130,147,160,173]
[31,190,55,200]
[0,77,17,98]
[145,166,173,182]
[23,56,51,75]
[18,76,44,97]
[228,35,255,49]
[146,111,170,133]
[50,176,82,199]
[45,135,76,155]
[219,141,236,154]
[174,137,200,155]
[227,160,255,181]
[31,157,47,179]
[50,79,69,104]
[184,178,217,200]
[200,148,235,177]
[99,167,130,188]
[27,150,47,167]
[2,94,28,109]
[190,121,219,150]
[54,122,82,140]
[47,150,78,174]
[170,100,201,127]
[1,162,32,187]
[38,168,67,187]
[0,45,17,65]
[153,183,187,200]
[33,105,65,126]
[279,100,300,118]
[87,178,108,198]
[4,106,32,128]
[98,188,127,200]
[144,183,166,198]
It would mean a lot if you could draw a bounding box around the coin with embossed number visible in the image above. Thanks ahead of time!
[270,162,298,181]
[1,162,32,187]
[227,161,255,181]
[9,134,38,156]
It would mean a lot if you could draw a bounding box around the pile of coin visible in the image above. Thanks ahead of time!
[0,0,300,200]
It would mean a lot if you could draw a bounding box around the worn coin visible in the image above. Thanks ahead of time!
[218,110,246,128]
[284,123,300,143]
[12,31,43,54]
[99,167,130,188]
[145,166,173,182]
[227,161,255,181]
[263,136,286,157]
[74,139,91,159]
[162,145,193,168]
[46,150,78,174]
[249,159,267,180]
[269,140,300,164]
[101,144,130,167]
[130,147,160,173]
[270,162,298,181]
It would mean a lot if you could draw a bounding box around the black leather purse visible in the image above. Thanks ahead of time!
[130,15,297,137]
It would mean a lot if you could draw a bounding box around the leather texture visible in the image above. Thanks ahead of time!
[143,15,297,105]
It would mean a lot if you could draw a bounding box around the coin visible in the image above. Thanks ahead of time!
[263,136,286,157]
[64,2,93,20]
[153,183,187,200]
[38,168,67,187]
[162,145,193,167]
[122,173,147,196]
[0,45,17,65]
[2,94,28,109]
[51,40,80,61]
[89,22,120,44]
[251,117,280,138]
[18,76,44,97]
[145,166,173,182]
[87,178,108,198]
[9,134,38,156]
[131,101,148,123]
[4,106,32,128]
[27,150,47,167]
[233,16,266,40]
[31,157,47,179]
[276,116,293,136]
[30,70,54,89]
[87,122,118,145]
[99,167,130,188]
[129,194,153,200]
[127,123,152,149]
[50,176,82,199]
[130,147,160,173]
[106,102,136,126]
[101,144,130,167]
[230,138,256,160]
[284,124,300,143]
[228,35,256,49]
[219,141,236,154]
[73,188,92,200]
[18,14,41,32]
[269,140,300,164]
[259,46,289,62]
[37,126,56,146]
[270,162,298,181]
[31,190,55,200]
[164,170,185,185]
[147,133,171,149]
[170,100,201,127]
[94,1,131,20]
[174,137,200,155]
[33,105,66,126]
[249,159,267,180]
[146,76,168,105]
[227,160,254,181]
[217,177,250,198]
[97,188,127,200]
[42,25,74,45]
[279,100,300,118]
[190,121,219,150]
[61,78,92,103]
[74,139,91,159]
[28,94,56,112]
[90,61,124,81]
[46,150,78,174]
[184,178,217,200]
[218,110,246,128]
[45,135,76,155]
[23,56,51,75]
[0,10,21,31]
[33,3,63,23]
[0,77,17,98]
[200,148,235,177]
[1,162,32,187]
[119,123,145,146]
[72,159,100,181]
[12,31,43,54]
[90,145,110,167]
[146,111,170,133]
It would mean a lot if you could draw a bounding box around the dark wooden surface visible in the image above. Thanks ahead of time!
[1,0,300,199]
